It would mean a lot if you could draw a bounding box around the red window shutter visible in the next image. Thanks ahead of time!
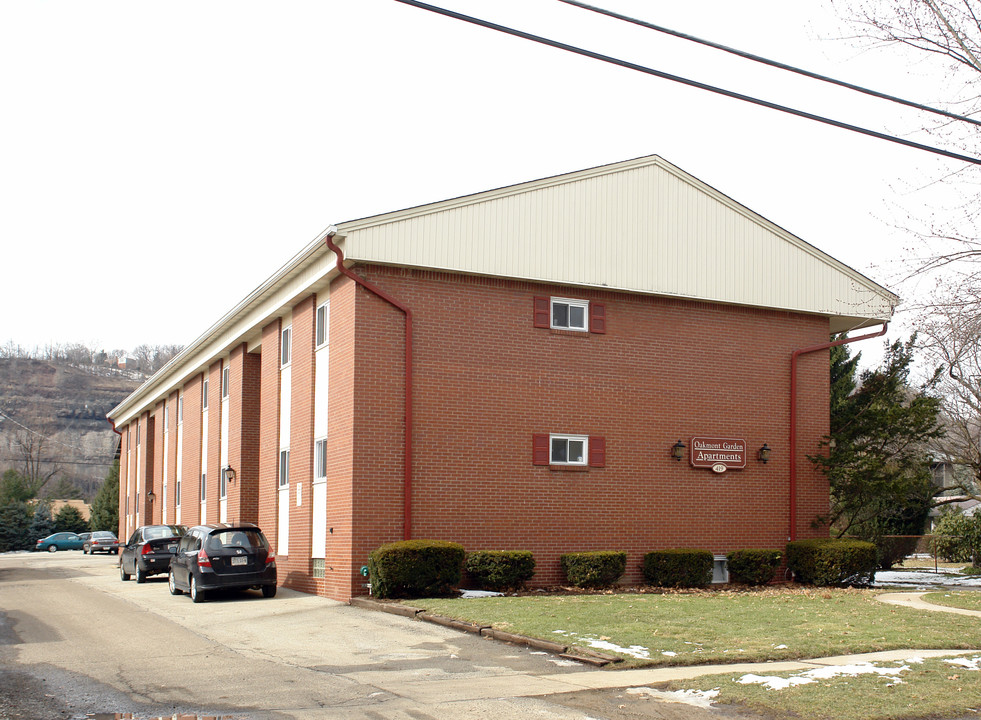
[533,433,550,465]
[533,297,550,328]
[589,436,606,467]
[590,302,606,334]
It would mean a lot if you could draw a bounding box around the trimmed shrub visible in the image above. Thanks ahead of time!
[726,549,782,586]
[465,550,535,591]
[560,551,626,588]
[368,539,465,599]
[642,549,714,588]
[931,511,980,564]
[786,538,876,587]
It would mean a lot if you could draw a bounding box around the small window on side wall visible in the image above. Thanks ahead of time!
[222,366,230,399]
[533,296,606,333]
[316,302,329,348]
[532,433,605,467]
[281,327,292,366]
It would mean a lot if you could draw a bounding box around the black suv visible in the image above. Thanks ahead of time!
[168,523,277,603]
[119,525,187,583]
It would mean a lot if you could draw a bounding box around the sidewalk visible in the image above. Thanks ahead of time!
[877,590,981,618]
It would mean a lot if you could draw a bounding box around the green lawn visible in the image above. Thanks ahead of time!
[409,588,980,668]
[923,591,981,611]
[664,654,981,720]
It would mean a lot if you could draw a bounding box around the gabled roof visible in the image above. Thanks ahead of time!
[109,154,896,424]
[338,154,897,331]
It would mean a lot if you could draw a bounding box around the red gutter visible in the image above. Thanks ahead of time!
[788,322,888,541]
[323,229,415,541]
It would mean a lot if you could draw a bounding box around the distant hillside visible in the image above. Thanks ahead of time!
[0,358,141,500]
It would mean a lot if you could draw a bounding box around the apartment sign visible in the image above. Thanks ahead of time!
[690,437,746,473]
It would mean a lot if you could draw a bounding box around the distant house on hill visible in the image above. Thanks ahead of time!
[50,498,91,521]
[117,357,138,371]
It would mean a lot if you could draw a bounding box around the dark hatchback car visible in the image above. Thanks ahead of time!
[119,525,187,583]
[169,523,277,603]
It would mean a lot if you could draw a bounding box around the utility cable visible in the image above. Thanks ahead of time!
[393,0,981,166]
[559,0,981,128]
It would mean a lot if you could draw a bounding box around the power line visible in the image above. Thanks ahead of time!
[393,0,981,166]
[559,0,981,129]
[0,409,93,453]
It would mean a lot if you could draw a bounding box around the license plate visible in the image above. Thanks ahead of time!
[168,544,177,552]
[231,556,247,566]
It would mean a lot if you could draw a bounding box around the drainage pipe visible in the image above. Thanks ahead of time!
[788,322,888,541]
[323,227,415,541]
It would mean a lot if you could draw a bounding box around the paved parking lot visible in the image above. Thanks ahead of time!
[0,551,738,720]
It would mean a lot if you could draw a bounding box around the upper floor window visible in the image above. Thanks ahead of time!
[136,424,141,446]
[551,297,588,331]
[279,449,290,488]
[177,396,183,424]
[202,379,209,411]
[551,434,587,465]
[163,404,169,431]
[200,472,207,502]
[533,296,605,334]
[281,326,292,366]
[532,433,605,468]
[316,301,330,348]
[314,439,327,481]
[222,366,230,399]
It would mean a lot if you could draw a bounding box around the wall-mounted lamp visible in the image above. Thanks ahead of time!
[671,439,686,462]
[828,438,837,450]
[146,490,156,503]
[223,466,236,484]
[758,443,771,464]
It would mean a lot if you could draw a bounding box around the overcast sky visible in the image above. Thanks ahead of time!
[1,0,971,365]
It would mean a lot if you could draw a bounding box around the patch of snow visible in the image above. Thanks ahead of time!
[945,655,981,671]
[737,662,913,691]
[662,651,677,657]
[583,638,650,659]
[545,657,582,667]
[904,657,925,664]
[459,589,503,598]
[874,570,981,588]
[627,687,720,708]
[773,644,788,649]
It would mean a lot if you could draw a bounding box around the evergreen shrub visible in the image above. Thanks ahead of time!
[642,549,714,588]
[726,549,782,585]
[786,538,876,586]
[368,539,465,599]
[465,550,535,591]
[560,551,626,588]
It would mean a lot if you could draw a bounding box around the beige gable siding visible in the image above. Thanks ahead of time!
[341,157,895,330]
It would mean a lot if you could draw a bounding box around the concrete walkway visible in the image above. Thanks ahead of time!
[877,590,981,618]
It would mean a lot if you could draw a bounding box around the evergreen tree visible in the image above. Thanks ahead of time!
[0,469,33,505]
[89,461,119,533]
[0,501,33,552]
[54,504,89,534]
[812,336,944,565]
[28,501,55,541]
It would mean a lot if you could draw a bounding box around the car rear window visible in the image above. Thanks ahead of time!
[206,530,268,552]
[92,532,115,539]
[145,526,182,541]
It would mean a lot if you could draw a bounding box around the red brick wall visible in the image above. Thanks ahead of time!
[181,374,203,523]
[206,362,222,524]
[228,343,261,524]
[258,319,282,567]
[282,296,316,592]
[342,266,831,591]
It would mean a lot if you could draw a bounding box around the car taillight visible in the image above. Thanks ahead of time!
[141,544,152,555]
[265,550,276,565]
[197,548,211,568]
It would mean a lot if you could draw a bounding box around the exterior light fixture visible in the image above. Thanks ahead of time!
[671,439,686,462]
[223,466,236,483]
[758,443,771,464]
[146,490,156,502]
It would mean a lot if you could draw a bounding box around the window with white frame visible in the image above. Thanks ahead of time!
[281,327,292,366]
[163,404,169,431]
[202,379,209,410]
[551,297,589,331]
[550,434,588,465]
[316,301,329,348]
[175,475,181,506]
[200,473,207,501]
[222,366,230,399]
[177,396,183,424]
[314,439,327,481]
[279,449,290,487]
[219,468,227,499]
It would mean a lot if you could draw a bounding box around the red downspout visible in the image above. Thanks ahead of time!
[788,322,888,541]
[323,228,414,541]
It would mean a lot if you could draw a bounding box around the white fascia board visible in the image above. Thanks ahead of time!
[108,228,340,426]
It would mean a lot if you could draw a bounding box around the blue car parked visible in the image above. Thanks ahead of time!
[36,532,84,552]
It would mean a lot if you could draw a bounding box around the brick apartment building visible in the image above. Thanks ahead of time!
[108,155,897,601]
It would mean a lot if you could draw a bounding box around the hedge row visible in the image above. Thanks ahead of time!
[367,538,875,598]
